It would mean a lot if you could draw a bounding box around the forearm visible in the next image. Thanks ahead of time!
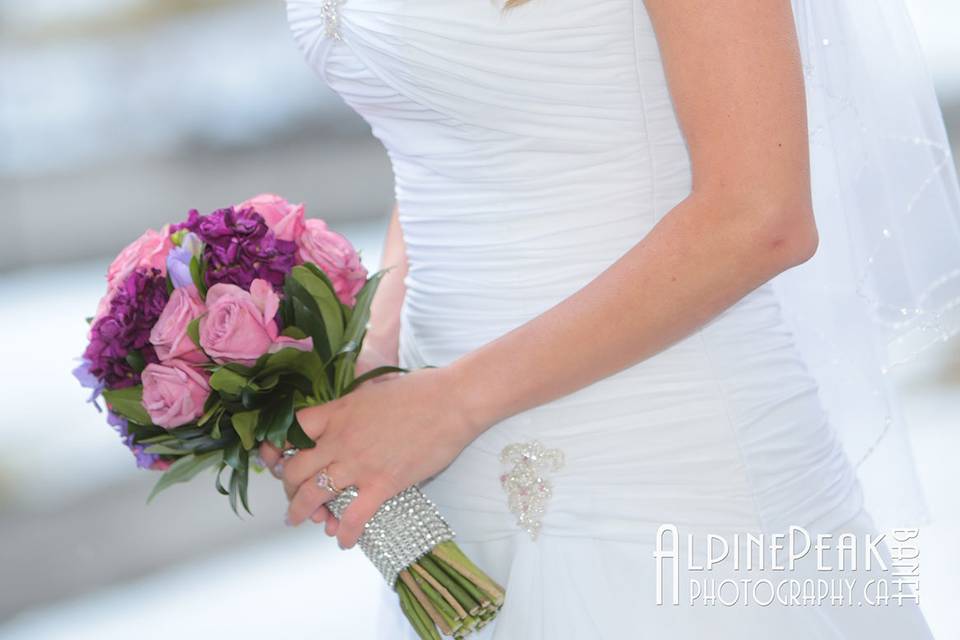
[365,202,408,360]
[445,192,817,436]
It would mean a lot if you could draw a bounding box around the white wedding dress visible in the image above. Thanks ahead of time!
[286,0,937,637]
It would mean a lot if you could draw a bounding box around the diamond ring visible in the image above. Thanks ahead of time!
[316,468,342,496]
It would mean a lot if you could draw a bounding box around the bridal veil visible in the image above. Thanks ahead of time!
[773,0,960,530]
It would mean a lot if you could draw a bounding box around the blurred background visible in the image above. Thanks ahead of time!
[1,0,958,638]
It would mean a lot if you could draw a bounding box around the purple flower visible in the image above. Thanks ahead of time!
[72,358,105,407]
[177,206,297,291]
[107,410,165,470]
[166,232,203,289]
[83,268,169,389]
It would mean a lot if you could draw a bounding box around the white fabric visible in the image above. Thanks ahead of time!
[775,0,960,533]
[285,0,945,637]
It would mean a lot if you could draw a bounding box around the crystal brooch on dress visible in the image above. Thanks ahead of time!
[320,0,345,40]
[499,440,565,541]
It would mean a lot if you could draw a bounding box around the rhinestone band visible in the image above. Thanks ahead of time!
[326,485,455,588]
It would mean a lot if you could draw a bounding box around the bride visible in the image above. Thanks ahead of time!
[260,0,958,637]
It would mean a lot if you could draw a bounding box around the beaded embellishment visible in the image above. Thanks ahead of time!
[499,440,565,541]
[320,0,346,40]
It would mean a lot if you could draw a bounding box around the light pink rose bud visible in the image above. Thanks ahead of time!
[142,360,211,429]
[199,279,313,366]
[236,193,306,242]
[107,228,173,289]
[297,218,368,306]
[150,285,208,364]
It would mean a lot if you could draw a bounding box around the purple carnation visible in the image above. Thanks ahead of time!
[177,207,296,291]
[83,268,169,389]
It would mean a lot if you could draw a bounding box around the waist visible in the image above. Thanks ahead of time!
[401,281,859,540]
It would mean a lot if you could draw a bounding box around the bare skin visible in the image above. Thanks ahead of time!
[261,0,818,549]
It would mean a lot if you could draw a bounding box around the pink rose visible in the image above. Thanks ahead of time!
[107,228,173,289]
[150,285,208,364]
[199,278,313,365]
[142,360,211,429]
[236,193,306,242]
[297,218,368,306]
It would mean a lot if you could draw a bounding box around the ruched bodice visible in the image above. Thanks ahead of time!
[287,0,860,537]
[280,2,932,637]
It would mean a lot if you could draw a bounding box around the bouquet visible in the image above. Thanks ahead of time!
[74,194,505,639]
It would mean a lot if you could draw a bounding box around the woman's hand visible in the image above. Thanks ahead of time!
[259,362,478,550]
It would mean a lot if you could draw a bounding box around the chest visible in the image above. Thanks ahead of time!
[286,0,662,142]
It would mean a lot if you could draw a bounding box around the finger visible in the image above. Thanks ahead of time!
[336,480,396,549]
[258,442,280,469]
[281,442,336,499]
[325,511,340,537]
[310,504,332,524]
[286,464,353,527]
[268,443,299,481]
[296,404,333,440]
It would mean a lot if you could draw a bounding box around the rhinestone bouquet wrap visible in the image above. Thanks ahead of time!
[326,485,454,587]
[328,485,505,639]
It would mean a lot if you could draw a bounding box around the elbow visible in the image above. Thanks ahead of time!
[758,203,819,269]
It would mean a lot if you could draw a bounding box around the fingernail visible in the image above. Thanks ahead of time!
[284,515,292,527]
[272,461,284,478]
[252,452,265,468]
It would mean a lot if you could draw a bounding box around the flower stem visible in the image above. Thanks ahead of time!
[412,561,469,620]
[429,548,493,610]
[433,541,506,606]
[409,565,460,633]
[399,569,451,637]
[398,580,441,640]
[419,554,481,615]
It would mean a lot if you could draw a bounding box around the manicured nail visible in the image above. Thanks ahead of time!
[272,461,284,478]
[252,452,265,469]
[284,515,292,527]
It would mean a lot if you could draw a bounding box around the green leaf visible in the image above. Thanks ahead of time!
[147,451,222,502]
[343,365,408,395]
[186,317,202,350]
[258,395,295,449]
[102,386,152,426]
[227,449,252,517]
[190,255,208,297]
[223,438,243,472]
[286,416,317,450]
[280,326,309,340]
[291,264,345,350]
[231,410,259,450]
[197,400,222,427]
[214,463,229,496]
[289,295,331,363]
[144,443,191,455]
[249,373,280,392]
[125,350,147,374]
[238,449,251,515]
[343,269,387,344]
[228,465,240,515]
[334,269,387,394]
[209,367,249,396]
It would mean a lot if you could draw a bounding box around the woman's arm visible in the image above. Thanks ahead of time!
[448,0,816,431]
[357,201,408,371]
[272,0,818,547]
